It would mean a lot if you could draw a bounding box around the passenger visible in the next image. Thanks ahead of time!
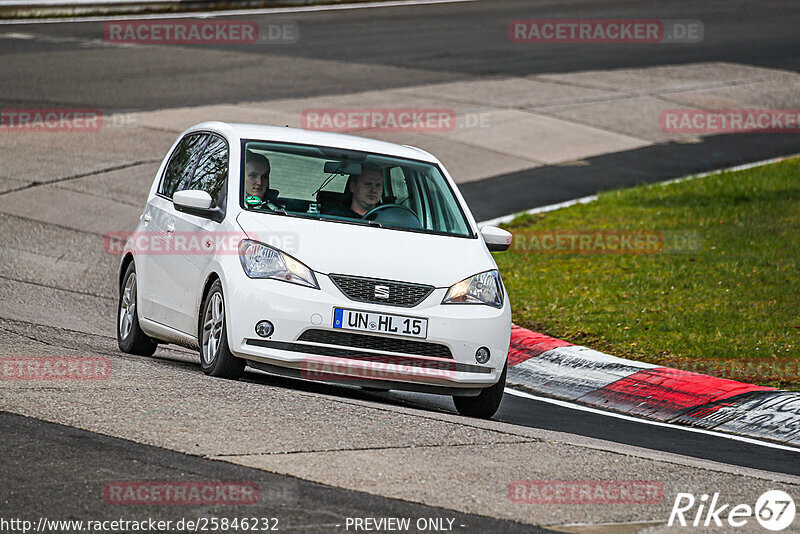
[244,151,281,208]
[244,151,271,201]
[328,167,383,218]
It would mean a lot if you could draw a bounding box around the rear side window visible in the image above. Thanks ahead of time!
[159,134,208,198]
[184,135,228,207]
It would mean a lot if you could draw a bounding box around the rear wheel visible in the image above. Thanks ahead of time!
[117,262,158,356]
[199,280,245,379]
[453,362,507,419]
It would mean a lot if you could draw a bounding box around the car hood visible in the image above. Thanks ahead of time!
[236,211,494,287]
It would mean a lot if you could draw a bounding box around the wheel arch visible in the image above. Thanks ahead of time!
[197,272,222,342]
[119,253,135,291]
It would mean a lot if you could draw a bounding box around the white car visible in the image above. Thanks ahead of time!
[117,121,513,418]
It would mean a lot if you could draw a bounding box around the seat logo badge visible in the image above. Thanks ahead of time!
[374,285,390,300]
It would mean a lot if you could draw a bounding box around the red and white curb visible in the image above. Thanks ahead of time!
[506,325,800,447]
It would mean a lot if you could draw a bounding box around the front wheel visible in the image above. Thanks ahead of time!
[453,362,507,419]
[117,262,158,356]
[199,280,245,379]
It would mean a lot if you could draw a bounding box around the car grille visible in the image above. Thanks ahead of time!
[328,274,434,307]
[298,329,453,359]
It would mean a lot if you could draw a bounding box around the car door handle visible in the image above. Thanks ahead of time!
[166,223,175,233]
[142,213,151,222]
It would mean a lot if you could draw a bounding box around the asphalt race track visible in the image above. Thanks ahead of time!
[3,0,800,108]
[2,0,800,531]
[3,412,550,533]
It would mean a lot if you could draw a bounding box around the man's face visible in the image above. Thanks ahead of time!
[245,160,269,198]
[350,169,383,212]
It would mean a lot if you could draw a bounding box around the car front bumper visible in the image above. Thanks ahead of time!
[223,268,511,393]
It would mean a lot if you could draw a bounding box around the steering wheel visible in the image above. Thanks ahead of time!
[363,204,422,229]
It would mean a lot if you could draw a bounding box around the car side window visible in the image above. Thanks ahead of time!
[185,134,228,207]
[159,134,208,198]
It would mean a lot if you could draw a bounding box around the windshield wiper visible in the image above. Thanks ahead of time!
[321,214,383,228]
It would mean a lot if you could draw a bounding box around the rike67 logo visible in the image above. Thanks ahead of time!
[668,490,795,531]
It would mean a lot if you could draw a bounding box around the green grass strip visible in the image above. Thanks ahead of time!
[496,157,800,390]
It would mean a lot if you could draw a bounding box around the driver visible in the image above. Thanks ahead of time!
[329,167,383,218]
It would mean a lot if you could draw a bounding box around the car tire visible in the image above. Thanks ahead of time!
[199,280,245,379]
[117,262,158,356]
[453,361,507,419]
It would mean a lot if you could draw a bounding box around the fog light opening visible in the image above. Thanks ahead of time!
[255,320,274,338]
[475,346,490,364]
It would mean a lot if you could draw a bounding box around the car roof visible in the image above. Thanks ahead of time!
[189,121,439,163]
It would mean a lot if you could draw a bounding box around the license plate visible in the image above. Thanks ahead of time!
[333,308,428,339]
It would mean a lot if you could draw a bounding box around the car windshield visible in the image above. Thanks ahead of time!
[240,140,474,238]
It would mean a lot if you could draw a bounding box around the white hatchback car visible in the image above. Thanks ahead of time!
[117,122,513,418]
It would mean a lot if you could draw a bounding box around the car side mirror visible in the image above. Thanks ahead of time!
[480,225,513,252]
[174,190,212,209]
[173,190,224,223]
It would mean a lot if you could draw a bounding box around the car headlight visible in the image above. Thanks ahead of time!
[238,239,319,289]
[442,270,503,308]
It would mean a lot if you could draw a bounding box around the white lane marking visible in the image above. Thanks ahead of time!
[0,31,34,38]
[0,0,479,24]
[547,520,664,530]
[650,153,800,188]
[477,153,800,227]
[478,195,597,227]
[0,30,121,46]
[0,0,163,4]
[504,387,800,454]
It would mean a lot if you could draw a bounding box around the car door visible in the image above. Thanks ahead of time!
[138,132,209,327]
[164,134,229,336]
